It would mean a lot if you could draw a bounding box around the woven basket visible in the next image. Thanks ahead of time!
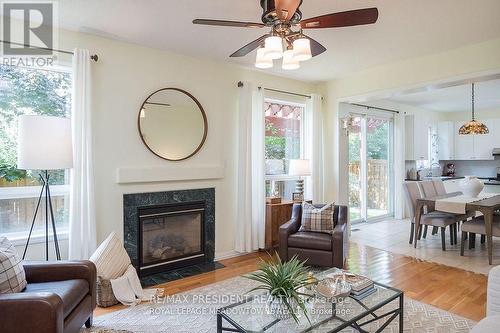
[96,276,119,307]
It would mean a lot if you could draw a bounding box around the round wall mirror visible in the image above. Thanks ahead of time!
[138,88,207,161]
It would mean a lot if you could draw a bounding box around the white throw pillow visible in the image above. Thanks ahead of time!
[90,232,131,280]
[0,237,27,293]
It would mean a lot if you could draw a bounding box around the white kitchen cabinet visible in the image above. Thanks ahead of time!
[484,185,500,194]
[453,122,474,160]
[405,115,429,161]
[452,118,499,160]
[437,121,454,160]
[473,119,498,160]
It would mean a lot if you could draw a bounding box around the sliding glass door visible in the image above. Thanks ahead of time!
[348,114,394,223]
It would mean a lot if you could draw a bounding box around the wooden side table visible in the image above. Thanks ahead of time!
[264,200,311,251]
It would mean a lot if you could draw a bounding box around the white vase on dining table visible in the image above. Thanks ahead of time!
[460,176,484,198]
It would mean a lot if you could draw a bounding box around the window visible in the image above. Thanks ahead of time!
[264,99,307,200]
[0,65,72,240]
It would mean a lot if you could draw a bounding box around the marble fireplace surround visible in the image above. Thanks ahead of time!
[123,188,221,286]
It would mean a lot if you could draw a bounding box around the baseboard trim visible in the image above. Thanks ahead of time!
[215,250,253,261]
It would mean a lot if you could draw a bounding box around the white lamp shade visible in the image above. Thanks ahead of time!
[282,49,300,70]
[293,38,312,61]
[288,159,311,176]
[264,36,283,60]
[255,47,273,69]
[17,115,73,170]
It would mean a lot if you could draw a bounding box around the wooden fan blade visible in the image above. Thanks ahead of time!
[275,0,301,21]
[300,8,378,29]
[193,19,265,28]
[230,35,269,57]
[303,35,327,57]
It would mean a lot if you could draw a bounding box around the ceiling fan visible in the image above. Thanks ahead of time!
[193,0,379,70]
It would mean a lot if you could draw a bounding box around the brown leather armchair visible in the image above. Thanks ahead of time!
[0,260,97,333]
[279,203,348,268]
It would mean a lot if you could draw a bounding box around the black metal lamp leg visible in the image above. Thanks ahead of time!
[23,171,62,261]
[22,181,45,260]
[45,174,61,260]
[44,172,49,260]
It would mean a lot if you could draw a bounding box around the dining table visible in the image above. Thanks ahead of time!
[414,191,500,264]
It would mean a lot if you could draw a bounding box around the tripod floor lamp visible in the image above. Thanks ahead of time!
[17,115,73,261]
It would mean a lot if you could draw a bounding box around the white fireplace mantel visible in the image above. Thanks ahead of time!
[116,165,224,184]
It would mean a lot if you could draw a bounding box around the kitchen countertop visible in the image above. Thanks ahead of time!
[404,176,500,185]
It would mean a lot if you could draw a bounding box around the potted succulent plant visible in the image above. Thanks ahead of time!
[245,253,311,323]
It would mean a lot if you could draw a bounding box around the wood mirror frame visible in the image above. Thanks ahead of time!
[137,88,208,161]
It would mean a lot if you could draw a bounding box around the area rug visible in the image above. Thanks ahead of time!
[81,275,476,333]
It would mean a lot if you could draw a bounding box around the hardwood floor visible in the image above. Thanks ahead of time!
[95,242,487,321]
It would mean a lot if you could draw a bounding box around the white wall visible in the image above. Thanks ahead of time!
[17,27,318,260]
[321,37,500,203]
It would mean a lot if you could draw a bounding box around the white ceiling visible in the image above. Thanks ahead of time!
[375,79,500,112]
[52,0,500,82]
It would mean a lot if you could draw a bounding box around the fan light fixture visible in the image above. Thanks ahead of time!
[255,47,273,68]
[459,83,489,135]
[293,38,312,61]
[282,49,300,70]
[256,35,312,70]
[264,36,283,60]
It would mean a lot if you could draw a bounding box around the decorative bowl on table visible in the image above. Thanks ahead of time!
[315,277,351,300]
[460,176,484,198]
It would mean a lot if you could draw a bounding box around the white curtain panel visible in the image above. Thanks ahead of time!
[394,112,406,219]
[69,49,97,259]
[304,94,324,203]
[235,82,265,253]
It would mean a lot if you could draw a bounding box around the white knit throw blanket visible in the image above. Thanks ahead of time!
[110,265,161,306]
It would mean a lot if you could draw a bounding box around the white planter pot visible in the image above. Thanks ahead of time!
[460,176,484,198]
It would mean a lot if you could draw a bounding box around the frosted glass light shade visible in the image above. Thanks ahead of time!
[282,49,300,70]
[264,36,283,60]
[17,115,73,170]
[255,48,273,68]
[288,159,311,176]
[293,38,312,61]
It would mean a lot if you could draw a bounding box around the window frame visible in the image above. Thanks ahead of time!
[264,96,309,203]
[0,64,72,243]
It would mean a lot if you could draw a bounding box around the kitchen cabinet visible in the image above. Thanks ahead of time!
[405,115,429,161]
[437,121,454,160]
[451,119,498,160]
[453,122,474,160]
[473,119,498,160]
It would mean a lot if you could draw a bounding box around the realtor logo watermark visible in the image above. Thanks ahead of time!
[1,1,57,66]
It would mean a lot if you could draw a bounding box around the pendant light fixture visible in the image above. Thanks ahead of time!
[458,83,489,135]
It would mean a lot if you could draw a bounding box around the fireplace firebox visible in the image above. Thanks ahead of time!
[124,188,215,284]
[137,201,206,276]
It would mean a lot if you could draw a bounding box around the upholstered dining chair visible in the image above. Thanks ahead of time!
[432,179,447,195]
[404,181,460,250]
[461,215,500,256]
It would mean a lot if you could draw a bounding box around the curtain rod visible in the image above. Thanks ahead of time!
[350,103,400,114]
[0,40,98,62]
[237,81,311,99]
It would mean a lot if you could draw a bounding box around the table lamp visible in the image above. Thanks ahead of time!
[288,159,311,195]
[17,115,73,260]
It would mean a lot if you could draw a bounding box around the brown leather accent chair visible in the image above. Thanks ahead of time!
[279,203,348,268]
[0,260,97,333]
